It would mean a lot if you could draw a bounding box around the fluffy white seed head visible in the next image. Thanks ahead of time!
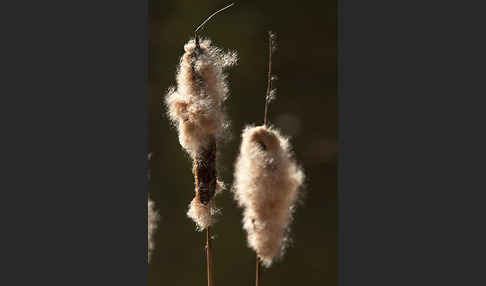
[233,125,305,267]
[187,180,225,231]
[148,197,158,263]
[165,38,237,157]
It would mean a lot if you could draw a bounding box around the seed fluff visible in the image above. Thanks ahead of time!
[165,37,237,230]
[233,125,305,267]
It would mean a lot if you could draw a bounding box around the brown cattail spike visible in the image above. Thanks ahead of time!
[194,137,217,205]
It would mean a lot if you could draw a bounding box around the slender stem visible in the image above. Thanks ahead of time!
[264,32,273,126]
[256,255,261,286]
[194,2,235,49]
[206,226,214,286]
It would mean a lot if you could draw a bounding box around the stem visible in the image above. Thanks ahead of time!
[264,33,272,126]
[206,226,214,286]
[195,2,235,50]
[256,255,261,286]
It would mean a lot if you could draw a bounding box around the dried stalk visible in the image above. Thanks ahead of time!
[195,3,235,49]
[192,5,235,285]
[264,32,274,126]
[206,226,214,286]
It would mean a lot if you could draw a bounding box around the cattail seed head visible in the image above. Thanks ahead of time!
[187,180,225,231]
[166,38,237,157]
[166,38,236,230]
[233,125,305,267]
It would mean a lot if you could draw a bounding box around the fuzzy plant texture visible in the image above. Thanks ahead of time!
[186,180,225,231]
[165,38,237,230]
[233,125,305,267]
[148,197,158,263]
[165,38,237,157]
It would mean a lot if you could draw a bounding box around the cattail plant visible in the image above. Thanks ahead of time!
[232,32,305,284]
[164,3,236,286]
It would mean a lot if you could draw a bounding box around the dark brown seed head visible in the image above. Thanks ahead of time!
[194,137,217,205]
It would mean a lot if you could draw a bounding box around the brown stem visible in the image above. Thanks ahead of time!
[195,3,235,38]
[206,226,214,286]
[264,32,273,126]
[264,31,277,126]
[256,255,261,286]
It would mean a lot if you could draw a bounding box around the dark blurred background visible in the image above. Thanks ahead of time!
[148,0,337,285]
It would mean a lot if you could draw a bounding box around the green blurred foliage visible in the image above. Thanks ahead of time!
[149,0,337,285]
